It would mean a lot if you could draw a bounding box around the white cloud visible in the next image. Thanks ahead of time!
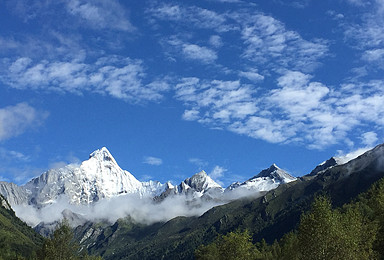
[66,0,134,31]
[189,158,208,169]
[0,103,48,142]
[239,69,264,82]
[240,14,328,73]
[182,109,200,121]
[143,156,163,166]
[148,4,232,32]
[361,131,378,146]
[362,48,384,62]
[209,35,223,48]
[343,1,384,70]
[175,78,258,124]
[13,193,227,226]
[0,147,30,162]
[0,165,45,185]
[336,146,373,164]
[2,56,170,103]
[175,72,384,149]
[269,71,330,120]
[344,0,370,7]
[182,44,218,63]
[209,165,227,186]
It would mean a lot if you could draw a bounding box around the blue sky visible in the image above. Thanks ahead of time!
[1,0,384,187]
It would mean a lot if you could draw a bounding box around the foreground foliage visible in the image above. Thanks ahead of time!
[36,220,102,260]
[196,178,384,259]
[0,195,43,260]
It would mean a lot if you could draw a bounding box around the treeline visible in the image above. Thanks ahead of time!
[196,177,384,260]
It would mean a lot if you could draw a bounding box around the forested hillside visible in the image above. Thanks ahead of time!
[196,177,384,259]
[0,195,43,259]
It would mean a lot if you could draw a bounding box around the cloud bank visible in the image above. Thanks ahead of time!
[13,193,229,227]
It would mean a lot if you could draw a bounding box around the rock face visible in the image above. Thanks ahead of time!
[0,182,28,206]
[309,157,338,176]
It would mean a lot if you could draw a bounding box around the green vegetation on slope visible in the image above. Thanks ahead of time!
[36,219,103,260]
[197,178,384,259]
[0,195,43,260]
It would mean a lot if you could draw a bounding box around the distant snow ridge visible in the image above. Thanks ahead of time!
[224,164,296,199]
[0,147,298,228]
[0,148,297,207]
[157,171,224,201]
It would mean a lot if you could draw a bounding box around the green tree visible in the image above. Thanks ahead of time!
[297,196,375,260]
[195,230,261,260]
[367,179,384,257]
[37,219,102,260]
[297,196,338,260]
[37,219,79,260]
[278,232,299,260]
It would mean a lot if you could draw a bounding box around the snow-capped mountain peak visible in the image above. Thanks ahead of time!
[225,164,296,195]
[156,170,224,200]
[253,164,296,182]
[184,170,222,192]
[89,147,117,164]
[22,147,164,206]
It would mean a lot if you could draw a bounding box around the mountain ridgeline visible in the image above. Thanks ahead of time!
[0,147,297,227]
[0,144,383,259]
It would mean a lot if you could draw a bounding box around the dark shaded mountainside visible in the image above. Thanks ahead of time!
[0,195,43,259]
[75,143,384,260]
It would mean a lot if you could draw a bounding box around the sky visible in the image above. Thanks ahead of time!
[0,0,384,187]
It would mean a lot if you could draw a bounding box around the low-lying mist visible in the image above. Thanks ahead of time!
[14,188,265,228]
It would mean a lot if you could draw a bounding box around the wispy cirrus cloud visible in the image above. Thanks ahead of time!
[143,156,163,166]
[1,56,170,103]
[0,103,48,142]
[239,13,328,73]
[0,147,30,162]
[343,0,384,71]
[209,165,227,186]
[6,0,134,32]
[147,3,234,32]
[66,0,134,31]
